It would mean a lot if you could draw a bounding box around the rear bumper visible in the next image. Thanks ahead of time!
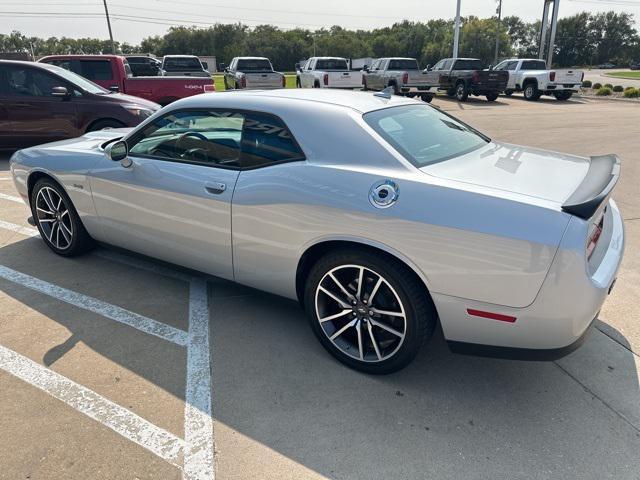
[400,85,433,93]
[434,199,624,358]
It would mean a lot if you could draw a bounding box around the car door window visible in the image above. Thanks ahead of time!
[79,60,113,80]
[5,66,60,97]
[432,60,445,71]
[494,61,506,70]
[506,61,518,70]
[128,109,304,169]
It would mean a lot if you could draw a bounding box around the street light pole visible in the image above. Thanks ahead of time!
[453,0,461,58]
[102,0,116,54]
[493,0,502,65]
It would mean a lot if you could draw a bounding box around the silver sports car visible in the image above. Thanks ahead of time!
[10,89,625,373]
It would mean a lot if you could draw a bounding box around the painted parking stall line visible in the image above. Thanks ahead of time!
[0,220,38,238]
[0,192,23,204]
[0,344,186,466]
[0,265,189,346]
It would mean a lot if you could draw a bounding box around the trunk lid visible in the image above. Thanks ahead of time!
[553,69,582,84]
[421,142,590,204]
[472,70,508,89]
[245,72,282,88]
[327,71,362,88]
[405,70,429,85]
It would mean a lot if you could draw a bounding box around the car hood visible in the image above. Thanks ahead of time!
[420,142,590,204]
[100,92,161,110]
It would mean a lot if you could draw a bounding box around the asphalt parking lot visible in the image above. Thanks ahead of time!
[1,94,639,480]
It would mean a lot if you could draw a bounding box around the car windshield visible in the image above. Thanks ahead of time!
[364,105,489,167]
[237,59,273,71]
[316,59,348,70]
[40,63,109,94]
[388,59,419,70]
[520,60,547,70]
[163,57,202,71]
[453,59,483,70]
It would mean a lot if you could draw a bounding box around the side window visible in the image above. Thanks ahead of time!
[494,61,506,70]
[432,60,444,71]
[127,109,304,169]
[506,61,518,71]
[79,60,113,80]
[241,112,305,168]
[5,66,62,97]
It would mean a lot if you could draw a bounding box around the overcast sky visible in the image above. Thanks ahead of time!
[3,0,640,44]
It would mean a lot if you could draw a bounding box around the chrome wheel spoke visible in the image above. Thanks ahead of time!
[36,206,54,216]
[38,218,55,223]
[356,320,364,360]
[329,319,357,341]
[59,222,72,244]
[318,286,350,309]
[367,321,382,360]
[319,309,351,323]
[55,224,61,248]
[47,222,57,243]
[368,277,383,305]
[355,266,364,300]
[370,318,404,339]
[36,187,73,250]
[328,272,354,302]
[371,308,405,318]
[45,189,58,213]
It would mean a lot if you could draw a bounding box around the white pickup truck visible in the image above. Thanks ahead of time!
[222,57,285,90]
[493,58,584,101]
[296,57,362,89]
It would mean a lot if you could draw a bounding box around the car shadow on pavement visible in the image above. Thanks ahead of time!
[1,237,639,479]
[435,96,509,109]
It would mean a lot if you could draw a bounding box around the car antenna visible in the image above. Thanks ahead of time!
[374,86,394,99]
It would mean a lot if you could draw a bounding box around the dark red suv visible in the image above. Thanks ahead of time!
[0,60,160,150]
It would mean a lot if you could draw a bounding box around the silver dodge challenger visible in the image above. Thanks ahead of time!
[10,89,625,373]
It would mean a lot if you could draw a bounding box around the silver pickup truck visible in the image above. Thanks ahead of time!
[363,57,434,102]
[222,57,285,90]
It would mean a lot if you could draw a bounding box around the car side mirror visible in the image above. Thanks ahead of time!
[109,85,120,93]
[51,86,69,97]
[224,67,229,73]
[425,64,432,71]
[362,65,369,72]
[488,64,493,70]
[105,140,132,167]
[218,63,225,71]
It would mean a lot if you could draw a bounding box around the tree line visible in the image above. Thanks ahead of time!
[1,11,638,70]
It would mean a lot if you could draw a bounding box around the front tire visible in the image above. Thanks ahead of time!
[455,82,468,101]
[504,89,513,97]
[304,249,437,374]
[31,178,94,257]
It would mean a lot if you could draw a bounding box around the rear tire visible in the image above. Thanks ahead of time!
[446,87,456,98]
[304,249,437,374]
[504,89,513,97]
[523,82,541,101]
[486,92,498,102]
[554,91,572,100]
[455,82,468,101]
[31,178,94,257]
[388,81,400,95]
[421,93,434,103]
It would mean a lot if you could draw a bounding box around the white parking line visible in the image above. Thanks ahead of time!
[0,265,188,346]
[0,192,23,204]
[0,344,186,466]
[0,220,38,238]
[184,279,215,480]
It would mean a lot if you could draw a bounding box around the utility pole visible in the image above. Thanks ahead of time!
[453,0,461,58]
[102,0,116,54]
[493,0,502,65]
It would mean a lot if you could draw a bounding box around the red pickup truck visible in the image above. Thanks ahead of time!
[38,55,214,106]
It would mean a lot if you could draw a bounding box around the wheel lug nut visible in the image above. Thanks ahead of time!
[369,310,374,316]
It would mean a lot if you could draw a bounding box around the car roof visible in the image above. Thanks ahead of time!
[0,59,63,71]
[163,55,199,58]
[235,57,270,60]
[175,88,418,114]
[381,57,418,60]
[38,54,122,60]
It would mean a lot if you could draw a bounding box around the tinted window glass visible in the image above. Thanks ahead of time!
[506,61,518,70]
[128,110,304,169]
[4,66,62,97]
[453,59,483,70]
[39,63,108,94]
[315,59,349,70]
[388,59,419,70]
[163,57,202,71]
[520,60,547,70]
[79,60,113,80]
[236,59,273,71]
[364,105,488,167]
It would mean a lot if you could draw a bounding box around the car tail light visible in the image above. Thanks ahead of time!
[204,84,215,92]
[472,71,479,82]
[282,75,286,88]
[241,75,246,88]
[402,72,408,84]
[323,73,328,86]
[550,71,556,82]
[587,213,605,259]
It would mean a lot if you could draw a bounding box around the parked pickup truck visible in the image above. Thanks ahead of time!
[161,55,210,78]
[424,57,508,102]
[296,57,362,89]
[39,55,214,106]
[222,57,285,90]
[363,57,433,101]
[492,58,584,101]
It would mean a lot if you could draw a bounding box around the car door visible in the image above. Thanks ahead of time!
[1,64,79,148]
[300,59,312,88]
[506,61,519,89]
[88,108,244,280]
[0,67,13,147]
[368,59,381,89]
[423,59,444,86]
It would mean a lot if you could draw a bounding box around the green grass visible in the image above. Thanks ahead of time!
[212,74,297,91]
[604,71,640,80]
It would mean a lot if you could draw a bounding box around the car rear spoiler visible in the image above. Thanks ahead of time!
[562,154,620,219]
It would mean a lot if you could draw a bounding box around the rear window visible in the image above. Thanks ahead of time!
[520,60,547,70]
[453,59,483,70]
[388,59,419,70]
[163,57,202,71]
[236,59,273,71]
[364,105,489,167]
[315,59,348,70]
[79,60,113,80]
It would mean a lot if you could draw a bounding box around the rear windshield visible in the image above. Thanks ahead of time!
[39,62,109,95]
[315,58,348,70]
[163,57,202,71]
[453,59,483,70]
[364,105,489,167]
[388,59,419,70]
[520,60,547,70]
[237,59,273,71]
